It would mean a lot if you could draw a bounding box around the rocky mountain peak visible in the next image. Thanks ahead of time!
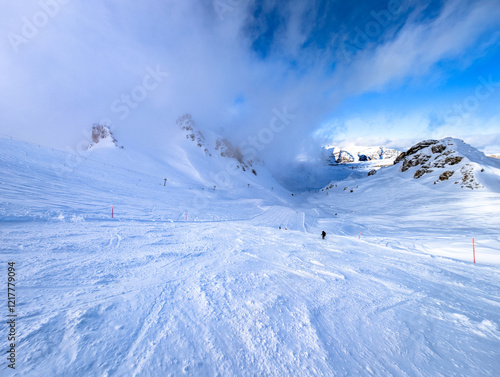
[394,138,485,189]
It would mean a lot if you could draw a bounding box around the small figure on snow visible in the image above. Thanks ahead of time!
[321,230,326,239]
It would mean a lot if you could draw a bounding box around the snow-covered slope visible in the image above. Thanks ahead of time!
[317,137,500,264]
[391,138,500,190]
[281,144,404,192]
[277,146,400,192]
[1,135,500,376]
[0,121,287,223]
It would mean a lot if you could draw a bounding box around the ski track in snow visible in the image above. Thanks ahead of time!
[1,138,500,376]
[3,220,499,376]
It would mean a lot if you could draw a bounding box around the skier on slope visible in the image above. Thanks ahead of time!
[321,230,326,239]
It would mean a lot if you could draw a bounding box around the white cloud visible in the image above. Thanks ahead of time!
[0,0,499,168]
[330,0,500,96]
[316,109,500,154]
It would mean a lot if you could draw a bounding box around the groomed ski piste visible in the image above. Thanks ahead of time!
[1,135,499,376]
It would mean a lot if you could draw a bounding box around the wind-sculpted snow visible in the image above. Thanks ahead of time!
[1,137,499,376]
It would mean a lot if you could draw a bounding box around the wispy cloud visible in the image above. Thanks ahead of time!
[0,0,499,167]
[329,0,500,96]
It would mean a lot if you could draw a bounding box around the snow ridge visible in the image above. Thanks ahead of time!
[1,135,500,376]
[393,137,500,190]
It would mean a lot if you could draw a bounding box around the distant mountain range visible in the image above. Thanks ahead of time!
[323,146,402,165]
[321,138,500,192]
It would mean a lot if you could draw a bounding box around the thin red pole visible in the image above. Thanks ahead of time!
[112,206,114,218]
[358,232,361,239]
[473,238,476,264]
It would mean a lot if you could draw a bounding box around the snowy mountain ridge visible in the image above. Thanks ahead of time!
[390,137,500,190]
[88,124,121,150]
[1,132,500,376]
[320,137,500,193]
[175,113,260,177]
[0,118,286,223]
[323,145,401,164]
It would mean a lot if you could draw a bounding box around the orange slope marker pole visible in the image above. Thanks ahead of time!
[358,232,361,239]
[112,206,114,218]
[473,238,476,264]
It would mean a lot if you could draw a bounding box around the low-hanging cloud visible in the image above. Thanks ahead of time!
[1,0,499,169]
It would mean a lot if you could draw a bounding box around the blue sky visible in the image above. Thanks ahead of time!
[1,0,499,166]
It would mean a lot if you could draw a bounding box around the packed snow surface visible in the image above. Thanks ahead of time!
[1,137,499,376]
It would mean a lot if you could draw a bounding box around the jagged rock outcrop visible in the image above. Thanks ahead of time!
[326,146,401,165]
[394,140,438,165]
[333,150,355,163]
[175,114,258,174]
[323,138,499,193]
[394,138,485,189]
[89,124,122,149]
[177,114,211,156]
[358,155,369,162]
[215,137,255,172]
